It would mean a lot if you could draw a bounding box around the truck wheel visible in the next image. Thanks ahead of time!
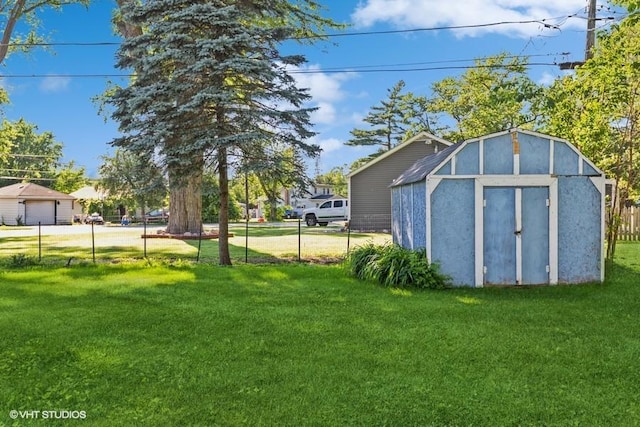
[319,222,328,227]
[306,215,317,226]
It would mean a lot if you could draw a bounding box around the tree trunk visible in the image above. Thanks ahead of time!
[167,165,202,235]
[218,145,232,265]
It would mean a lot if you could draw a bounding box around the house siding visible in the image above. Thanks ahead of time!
[56,200,74,225]
[350,140,445,232]
[0,199,20,225]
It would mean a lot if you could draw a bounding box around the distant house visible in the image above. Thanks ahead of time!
[390,129,605,287]
[286,182,341,210]
[0,183,75,225]
[348,131,453,232]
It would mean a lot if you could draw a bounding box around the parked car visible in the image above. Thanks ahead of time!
[84,212,104,225]
[303,199,348,226]
[285,206,305,219]
[144,208,169,223]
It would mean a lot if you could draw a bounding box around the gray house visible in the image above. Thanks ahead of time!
[348,131,452,232]
[390,129,605,287]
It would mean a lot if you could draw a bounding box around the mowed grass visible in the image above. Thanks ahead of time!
[0,223,391,263]
[1,245,640,425]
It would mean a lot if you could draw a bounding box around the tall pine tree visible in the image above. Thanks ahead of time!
[346,80,411,152]
[110,0,319,264]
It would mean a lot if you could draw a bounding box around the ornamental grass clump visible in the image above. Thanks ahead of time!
[345,243,449,290]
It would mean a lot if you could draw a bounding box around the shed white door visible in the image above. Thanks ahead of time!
[25,200,55,225]
[483,187,549,285]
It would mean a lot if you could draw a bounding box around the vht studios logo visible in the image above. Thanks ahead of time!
[9,410,86,420]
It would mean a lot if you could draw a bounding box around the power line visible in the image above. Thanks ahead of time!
[297,18,575,39]
[315,53,570,72]
[0,73,132,78]
[0,14,621,49]
[288,62,559,75]
[0,59,566,79]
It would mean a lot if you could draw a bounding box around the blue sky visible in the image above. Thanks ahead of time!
[0,0,622,179]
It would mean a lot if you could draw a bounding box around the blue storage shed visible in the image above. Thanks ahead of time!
[390,129,605,287]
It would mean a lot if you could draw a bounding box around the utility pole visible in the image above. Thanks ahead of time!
[585,0,597,60]
[559,0,598,69]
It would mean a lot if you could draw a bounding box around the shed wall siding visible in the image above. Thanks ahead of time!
[391,187,402,245]
[391,183,426,250]
[430,179,475,286]
[554,141,579,175]
[401,185,413,247]
[519,133,550,174]
[455,142,479,175]
[411,183,426,249]
[484,134,513,174]
[557,176,602,283]
[350,141,443,231]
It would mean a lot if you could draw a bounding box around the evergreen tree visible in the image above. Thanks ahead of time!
[346,80,411,152]
[110,0,319,264]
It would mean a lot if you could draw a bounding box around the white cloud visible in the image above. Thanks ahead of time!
[286,64,358,126]
[311,101,337,124]
[39,75,71,93]
[351,0,586,38]
[291,64,355,102]
[309,136,343,154]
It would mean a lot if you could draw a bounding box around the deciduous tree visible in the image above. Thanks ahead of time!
[428,53,542,141]
[97,149,167,214]
[538,19,640,259]
[0,118,62,187]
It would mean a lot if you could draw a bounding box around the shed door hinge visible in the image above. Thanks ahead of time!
[546,198,550,207]
[483,199,487,208]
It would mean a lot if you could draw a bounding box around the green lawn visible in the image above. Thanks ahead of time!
[1,244,639,425]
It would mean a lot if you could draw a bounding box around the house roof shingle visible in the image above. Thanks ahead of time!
[0,183,75,200]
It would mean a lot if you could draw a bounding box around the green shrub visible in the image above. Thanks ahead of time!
[9,254,39,268]
[345,243,449,290]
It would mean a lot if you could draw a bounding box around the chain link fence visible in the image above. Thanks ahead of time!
[0,220,392,265]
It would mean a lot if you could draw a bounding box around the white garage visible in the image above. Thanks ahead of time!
[0,183,75,226]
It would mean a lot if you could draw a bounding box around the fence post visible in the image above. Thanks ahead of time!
[91,221,96,264]
[38,222,42,262]
[197,223,202,262]
[245,217,249,263]
[346,222,351,255]
[298,218,301,262]
[143,217,147,258]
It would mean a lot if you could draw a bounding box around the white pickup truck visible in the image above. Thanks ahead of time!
[303,198,348,227]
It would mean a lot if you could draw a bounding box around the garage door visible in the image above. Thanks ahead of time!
[25,200,56,225]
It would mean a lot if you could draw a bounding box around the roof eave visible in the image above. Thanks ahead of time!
[348,131,453,178]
